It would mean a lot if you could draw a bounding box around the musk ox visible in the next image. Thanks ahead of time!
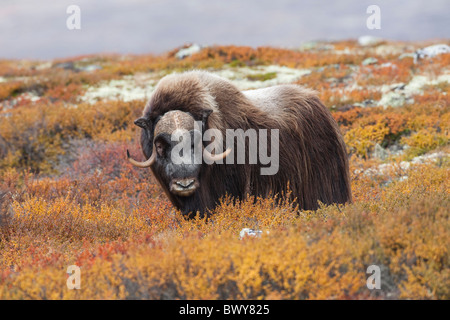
[127,70,351,217]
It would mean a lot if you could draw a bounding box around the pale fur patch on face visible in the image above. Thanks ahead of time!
[154,110,195,136]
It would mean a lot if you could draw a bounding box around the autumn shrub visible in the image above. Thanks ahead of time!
[344,122,390,158]
[0,81,26,101]
[401,128,448,158]
[297,64,354,91]
[0,100,143,173]
[356,63,412,86]
[184,45,366,69]
[44,83,85,102]
[1,164,448,299]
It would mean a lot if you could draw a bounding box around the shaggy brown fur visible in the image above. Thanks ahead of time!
[136,70,351,215]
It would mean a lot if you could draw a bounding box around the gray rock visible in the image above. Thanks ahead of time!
[353,99,377,108]
[373,143,389,160]
[52,61,75,70]
[239,228,263,239]
[398,53,415,60]
[79,64,102,72]
[175,44,202,59]
[362,57,378,65]
[414,44,450,63]
[378,91,406,108]
[358,35,383,47]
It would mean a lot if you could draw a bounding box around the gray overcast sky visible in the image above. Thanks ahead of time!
[0,0,448,59]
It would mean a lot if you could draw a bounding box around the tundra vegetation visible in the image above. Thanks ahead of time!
[0,40,449,299]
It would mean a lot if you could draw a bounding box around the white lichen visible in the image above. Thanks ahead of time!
[213,65,310,90]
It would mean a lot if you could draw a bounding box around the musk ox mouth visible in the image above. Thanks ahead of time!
[170,178,199,197]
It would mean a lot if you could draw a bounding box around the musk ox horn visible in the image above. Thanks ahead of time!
[203,147,231,162]
[127,144,156,168]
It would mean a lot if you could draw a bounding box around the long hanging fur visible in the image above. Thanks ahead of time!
[139,70,352,215]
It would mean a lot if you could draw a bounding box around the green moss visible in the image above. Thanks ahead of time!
[246,72,277,81]
[229,59,246,68]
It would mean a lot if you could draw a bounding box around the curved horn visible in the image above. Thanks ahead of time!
[203,147,231,163]
[127,144,157,168]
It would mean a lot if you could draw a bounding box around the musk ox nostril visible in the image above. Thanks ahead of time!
[176,179,195,188]
[170,178,198,197]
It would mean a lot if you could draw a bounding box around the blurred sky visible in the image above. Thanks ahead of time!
[0,0,449,59]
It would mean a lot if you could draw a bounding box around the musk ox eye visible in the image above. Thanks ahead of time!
[155,141,165,157]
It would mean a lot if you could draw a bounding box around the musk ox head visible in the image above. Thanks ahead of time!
[127,109,229,198]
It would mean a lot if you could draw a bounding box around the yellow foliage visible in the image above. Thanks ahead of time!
[344,122,390,158]
[401,128,448,158]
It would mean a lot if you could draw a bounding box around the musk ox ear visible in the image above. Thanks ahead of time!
[200,109,213,149]
[134,117,149,129]
[201,109,213,131]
